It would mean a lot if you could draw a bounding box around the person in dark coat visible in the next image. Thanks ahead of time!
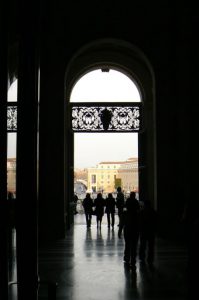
[82,193,94,228]
[94,193,105,229]
[138,199,158,266]
[105,193,116,229]
[116,186,125,226]
[118,191,140,269]
[181,198,199,299]
[73,194,78,214]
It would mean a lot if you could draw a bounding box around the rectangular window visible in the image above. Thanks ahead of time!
[91,174,96,184]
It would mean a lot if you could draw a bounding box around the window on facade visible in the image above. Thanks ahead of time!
[91,175,96,184]
[92,186,96,193]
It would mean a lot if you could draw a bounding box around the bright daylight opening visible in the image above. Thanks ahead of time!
[7,79,17,198]
[70,69,141,212]
[70,69,141,102]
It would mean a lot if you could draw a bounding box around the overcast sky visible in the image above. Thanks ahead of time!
[7,70,140,163]
[74,132,138,169]
[72,69,140,169]
[70,69,141,102]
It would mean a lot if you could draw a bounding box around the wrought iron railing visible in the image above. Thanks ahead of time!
[70,102,142,132]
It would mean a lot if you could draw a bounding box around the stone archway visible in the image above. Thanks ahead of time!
[64,39,156,227]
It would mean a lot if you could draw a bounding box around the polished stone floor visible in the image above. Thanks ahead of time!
[37,214,188,300]
[8,213,190,300]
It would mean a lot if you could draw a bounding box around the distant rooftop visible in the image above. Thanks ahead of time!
[99,157,138,165]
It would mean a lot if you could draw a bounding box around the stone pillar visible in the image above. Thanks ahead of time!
[38,48,66,241]
[138,131,147,203]
[66,129,74,229]
[0,3,8,299]
[16,2,39,300]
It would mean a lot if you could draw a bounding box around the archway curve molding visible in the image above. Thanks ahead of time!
[64,38,157,208]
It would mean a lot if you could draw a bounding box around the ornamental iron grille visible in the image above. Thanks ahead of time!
[7,105,17,132]
[71,103,142,132]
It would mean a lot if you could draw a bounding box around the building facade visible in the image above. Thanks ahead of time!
[87,157,138,194]
[7,158,16,195]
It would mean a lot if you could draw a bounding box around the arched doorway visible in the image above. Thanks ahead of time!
[71,68,141,217]
[64,39,156,228]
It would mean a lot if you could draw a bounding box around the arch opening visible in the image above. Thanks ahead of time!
[70,68,140,212]
[64,39,156,229]
[70,68,141,103]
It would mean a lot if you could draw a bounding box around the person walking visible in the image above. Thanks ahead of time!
[138,199,158,267]
[118,191,140,270]
[116,186,125,226]
[73,194,78,214]
[82,193,94,228]
[105,193,116,229]
[94,193,105,229]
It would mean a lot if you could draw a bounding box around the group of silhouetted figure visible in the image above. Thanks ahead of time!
[82,190,116,229]
[78,186,158,270]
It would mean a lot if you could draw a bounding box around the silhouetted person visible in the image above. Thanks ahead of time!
[94,193,105,229]
[138,199,158,266]
[7,191,16,279]
[74,194,78,214]
[118,191,140,270]
[188,216,199,299]
[105,193,116,229]
[7,191,16,229]
[116,186,125,226]
[181,199,199,299]
[82,193,93,228]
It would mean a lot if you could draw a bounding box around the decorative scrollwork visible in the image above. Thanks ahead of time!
[7,106,17,131]
[72,107,103,131]
[110,107,140,131]
[72,106,141,132]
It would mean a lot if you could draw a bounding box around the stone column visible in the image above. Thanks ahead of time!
[16,2,39,300]
[0,3,8,299]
